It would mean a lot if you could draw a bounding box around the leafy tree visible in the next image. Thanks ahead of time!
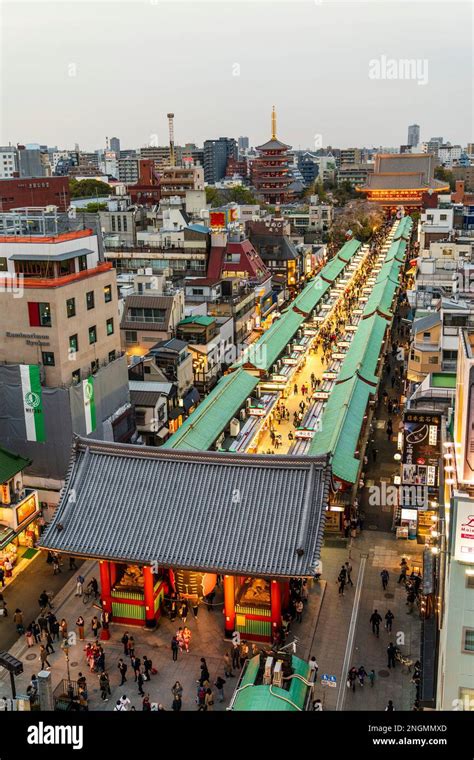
[69,178,111,198]
[82,202,107,212]
[434,166,455,191]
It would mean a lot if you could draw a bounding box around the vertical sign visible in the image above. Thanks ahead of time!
[20,365,46,442]
[83,376,96,435]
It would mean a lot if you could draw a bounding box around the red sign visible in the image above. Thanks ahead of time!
[209,211,226,228]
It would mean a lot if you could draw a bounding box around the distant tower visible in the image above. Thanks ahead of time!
[167,113,175,167]
[407,124,420,148]
[110,137,120,154]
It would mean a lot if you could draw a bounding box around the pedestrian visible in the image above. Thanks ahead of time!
[232,642,240,670]
[39,645,51,669]
[347,667,357,693]
[406,589,416,614]
[88,577,99,599]
[69,556,78,571]
[381,569,389,590]
[31,620,40,643]
[370,609,382,637]
[239,641,249,669]
[385,610,394,632]
[171,635,179,661]
[206,590,215,612]
[179,601,188,624]
[137,671,145,697]
[114,700,125,712]
[192,600,199,620]
[142,694,151,712]
[385,700,395,711]
[4,558,13,579]
[99,671,111,701]
[121,631,129,656]
[172,681,183,699]
[215,676,226,702]
[312,699,323,711]
[91,615,100,639]
[309,656,319,682]
[52,556,61,575]
[143,655,153,680]
[198,657,210,685]
[13,608,24,635]
[358,666,368,686]
[182,626,191,652]
[118,658,127,685]
[204,687,214,711]
[127,636,135,658]
[372,447,378,463]
[295,599,304,623]
[51,617,60,642]
[196,684,206,710]
[119,694,130,711]
[387,642,397,669]
[223,652,234,678]
[38,590,52,610]
[398,559,409,584]
[76,615,85,640]
[386,419,393,440]
[368,669,376,688]
[338,568,346,596]
[345,561,354,587]
[60,618,68,640]
[45,630,55,654]
[0,567,4,588]
[25,625,34,648]
[172,693,182,712]
[132,656,141,681]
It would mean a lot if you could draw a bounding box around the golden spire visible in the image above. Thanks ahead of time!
[271,105,277,140]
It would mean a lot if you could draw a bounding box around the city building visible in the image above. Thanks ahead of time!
[109,137,120,154]
[159,165,205,199]
[147,338,194,399]
[0,209,134,507]
[203,138,238,184]
[357,153,450,211]
[118,156,139,184]
[177,314,234,393]
[139,145,171,169]
[0,146,18,179]
[120,289,185,356]
[252,108,293,205]
[296,152,319,186]
[238,136,249,153]
[248,219,304,296]
[407,124,420,148]
[438,144,463,168]
[337,163,373,188]
[129,380,170,446]
[0,446,40,564]
[17,145,45,178]
[0,176,70,212]
[339,148,362,165]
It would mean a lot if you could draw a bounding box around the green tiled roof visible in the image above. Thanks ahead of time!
[232,655,311,711]
[308,376,372,483]
[288,276,331,315]
[363,278,398,318]
[337,314,388,386]
[320,256,346,282]
[178,315,215,327]
[162,369,258,451]
[235,309,305,371]
[0,446,31,485]
[336,238,362,262]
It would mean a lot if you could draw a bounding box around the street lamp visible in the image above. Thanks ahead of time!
[61,638,71,684]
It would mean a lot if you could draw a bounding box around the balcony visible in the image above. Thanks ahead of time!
[0,263,112,289]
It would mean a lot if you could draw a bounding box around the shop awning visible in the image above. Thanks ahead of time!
[183,387,200,413]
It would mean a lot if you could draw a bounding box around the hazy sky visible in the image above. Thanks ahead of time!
[1,0,472,151]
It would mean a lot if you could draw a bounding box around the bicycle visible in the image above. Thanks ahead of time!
[395,649,413,674]
[82,588,95,605]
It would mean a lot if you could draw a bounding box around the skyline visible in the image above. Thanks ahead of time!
[1,1,472,151]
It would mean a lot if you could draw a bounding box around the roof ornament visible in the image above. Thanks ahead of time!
[271,105,277,140]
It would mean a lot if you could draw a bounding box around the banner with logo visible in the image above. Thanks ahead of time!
[454,498,474,564]
[19,365,46,442]
[83,376,96,435]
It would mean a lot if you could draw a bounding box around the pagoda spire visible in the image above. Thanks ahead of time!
[271,105,277,140]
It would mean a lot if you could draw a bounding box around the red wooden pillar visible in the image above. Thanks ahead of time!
[143,565,156,628]
[280,580,290,612]
[109,561,118,588]
[99,561,112,613]
[271,579,282,633]
[223,575,235,638]
[99,561,112,640]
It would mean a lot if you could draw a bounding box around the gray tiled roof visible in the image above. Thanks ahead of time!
[39,438,330,577]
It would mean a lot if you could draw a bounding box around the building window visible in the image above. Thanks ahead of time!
[111,216,116,232]
[462,628,474,653]
[72,369,81,384]
[69,334,79,353]
[106,317,114,336]
[428,356,438,364]
[89,325,97,344]
[125,330,137,344]
[423,332,431,341]
[123,216,128,231]
[0,257,7,271]
[28,302,51,327]
[86,291,95,310]
[78,255,87,272]
[104,284,112,302]
[91,360,98,374]
[42,351,55,366]
[108,350,116,363]
[66,298,76,318]
[466,575,474,589]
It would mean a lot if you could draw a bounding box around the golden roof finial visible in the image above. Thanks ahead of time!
[271,105,277,140]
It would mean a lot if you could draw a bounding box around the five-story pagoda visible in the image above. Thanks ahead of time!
[253,107,293,205]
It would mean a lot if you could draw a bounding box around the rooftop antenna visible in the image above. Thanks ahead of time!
[167,113,175,167]
[271,105,277,140]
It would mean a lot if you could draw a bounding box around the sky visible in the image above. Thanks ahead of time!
[0,0,472,151]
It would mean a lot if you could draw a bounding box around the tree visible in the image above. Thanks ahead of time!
[328,200,384,249]
[434,166,455,191]
[205,185,258,208]
[82,202,107,212]
[69,178,111,199]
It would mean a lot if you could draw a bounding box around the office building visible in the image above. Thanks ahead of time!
[407,124,420,147]
[203,138,237,184]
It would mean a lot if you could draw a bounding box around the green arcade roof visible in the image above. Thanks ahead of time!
[178,315,215,327]
[363,278,398,318]
[289,276,331,315]
[336,238,362,263]
[337,314,388,386]
[163,369,258,451]
[0,446,31,485]
[234,309,305,371]
[308,375,372,484]
[232,655,311,711]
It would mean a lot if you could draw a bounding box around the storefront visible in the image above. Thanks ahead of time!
[0,446,41,567]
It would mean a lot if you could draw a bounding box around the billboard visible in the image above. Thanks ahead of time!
[454,498,474,564]
[402,411,441,492]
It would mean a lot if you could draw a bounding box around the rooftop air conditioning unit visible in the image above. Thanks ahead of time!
[229,418,240,437]
[137,268,144,275]
[272,660,283,687]
[239,408,246,422]
[145,267,153,275]
[263,657,273,686]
